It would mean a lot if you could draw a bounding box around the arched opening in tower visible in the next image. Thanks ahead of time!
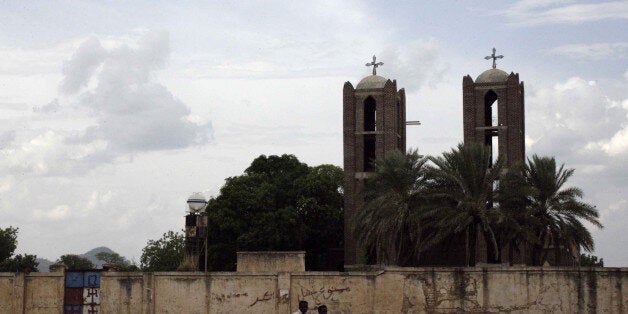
[363,96,377,171]
[364,96,376,131]
[484,90,498,127]
[484,90,499,166]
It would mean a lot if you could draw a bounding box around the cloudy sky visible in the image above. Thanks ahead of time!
[1,0,626,266]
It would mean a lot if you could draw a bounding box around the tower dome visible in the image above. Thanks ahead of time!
[356,75,388,89]
[476,68,509,83]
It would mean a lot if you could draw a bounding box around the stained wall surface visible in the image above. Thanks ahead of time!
[0,267,626,313]
[236,251,305,272]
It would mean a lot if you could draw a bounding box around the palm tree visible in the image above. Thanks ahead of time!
[425,143,503,266]
[525,155,602,265]
[494,162,539,265]
[353,149,428,266]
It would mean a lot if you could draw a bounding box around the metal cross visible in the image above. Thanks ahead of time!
[365,55,384,75]
[484,48,504,69]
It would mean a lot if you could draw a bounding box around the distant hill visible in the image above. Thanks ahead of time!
[82,246,115,268]
[35,258,52,272]
[36,246,120,271]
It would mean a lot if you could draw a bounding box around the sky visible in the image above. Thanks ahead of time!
[0,0,626,267]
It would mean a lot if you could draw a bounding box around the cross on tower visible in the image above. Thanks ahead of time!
[365,55,384,75]
[484,48,504,69]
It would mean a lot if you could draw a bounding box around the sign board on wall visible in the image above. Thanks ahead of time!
[63,271,101,314]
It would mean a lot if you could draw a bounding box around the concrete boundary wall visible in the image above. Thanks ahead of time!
[0,272,64,313]
[1,267,626,313]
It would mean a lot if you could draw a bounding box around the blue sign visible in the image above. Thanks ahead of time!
[83,272,101,287]
[65,272,84,288]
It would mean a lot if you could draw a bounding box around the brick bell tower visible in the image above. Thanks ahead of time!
[463,48,525,167]
[343,56,406,265]
[463,49,526,265]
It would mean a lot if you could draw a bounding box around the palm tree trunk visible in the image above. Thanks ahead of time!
[554,241,562,266]
[395,219,406,266]
[533,229,546,266]
[469,224,477,266]
[390,234,399,266]
[465,228,470,266]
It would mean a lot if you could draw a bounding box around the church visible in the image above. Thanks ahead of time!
[341,50,572,267]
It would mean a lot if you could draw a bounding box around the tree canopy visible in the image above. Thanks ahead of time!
[0,254,38,272]
[96,251,139,271]
[58,254,94,270]
[0,226,39,272]
[354,149,428,266]
[140,230,185,271]
[354,144,603,267]
[0,226,18,262]
[524,155,602,265]
[425,143,504,265]
[206,154,343,271]
[580,254,604,267]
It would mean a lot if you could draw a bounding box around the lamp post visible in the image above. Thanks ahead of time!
[187,192,208,272]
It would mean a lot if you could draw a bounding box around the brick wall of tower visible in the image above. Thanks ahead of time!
[462,75,476,144]
[398,88,407,152]
[519,82,525,161]
[462,74,525,167]
[343,82,356,265]
[506,75,525,164]
[382,80,398,154]
[343,78,407,266]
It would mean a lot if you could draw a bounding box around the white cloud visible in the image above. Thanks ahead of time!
[527,76,624,155]
[379,39,449,91]
[504,1,628,26]
[33,205,70,220]
[60,37,106,94]
[163,1,390,81]
[2,130,67,175]
[526,73,627,174]
[83,190,114,215]
[549,42,628,60]
[587,99,628,155]
[65,31,211,154]
[0,41,78,76]
[0,31,212,177]
[0,176,15,193]
[598,126,628,155]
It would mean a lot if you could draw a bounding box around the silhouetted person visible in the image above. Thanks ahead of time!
[293,300,308,314]
[318,304,328,313]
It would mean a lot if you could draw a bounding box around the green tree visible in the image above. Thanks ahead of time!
[96,251,127,265]
[425,143,503,266]
[58,254,94,270]
[140,231,184,271]
[580,254,604,267]
[0,254,39,272]
[295,164,344,270]
[525,155,602,265]
[0,226,18,262]
[0,226,39,272]
[354,150,428,266]
[206,154,343,271]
